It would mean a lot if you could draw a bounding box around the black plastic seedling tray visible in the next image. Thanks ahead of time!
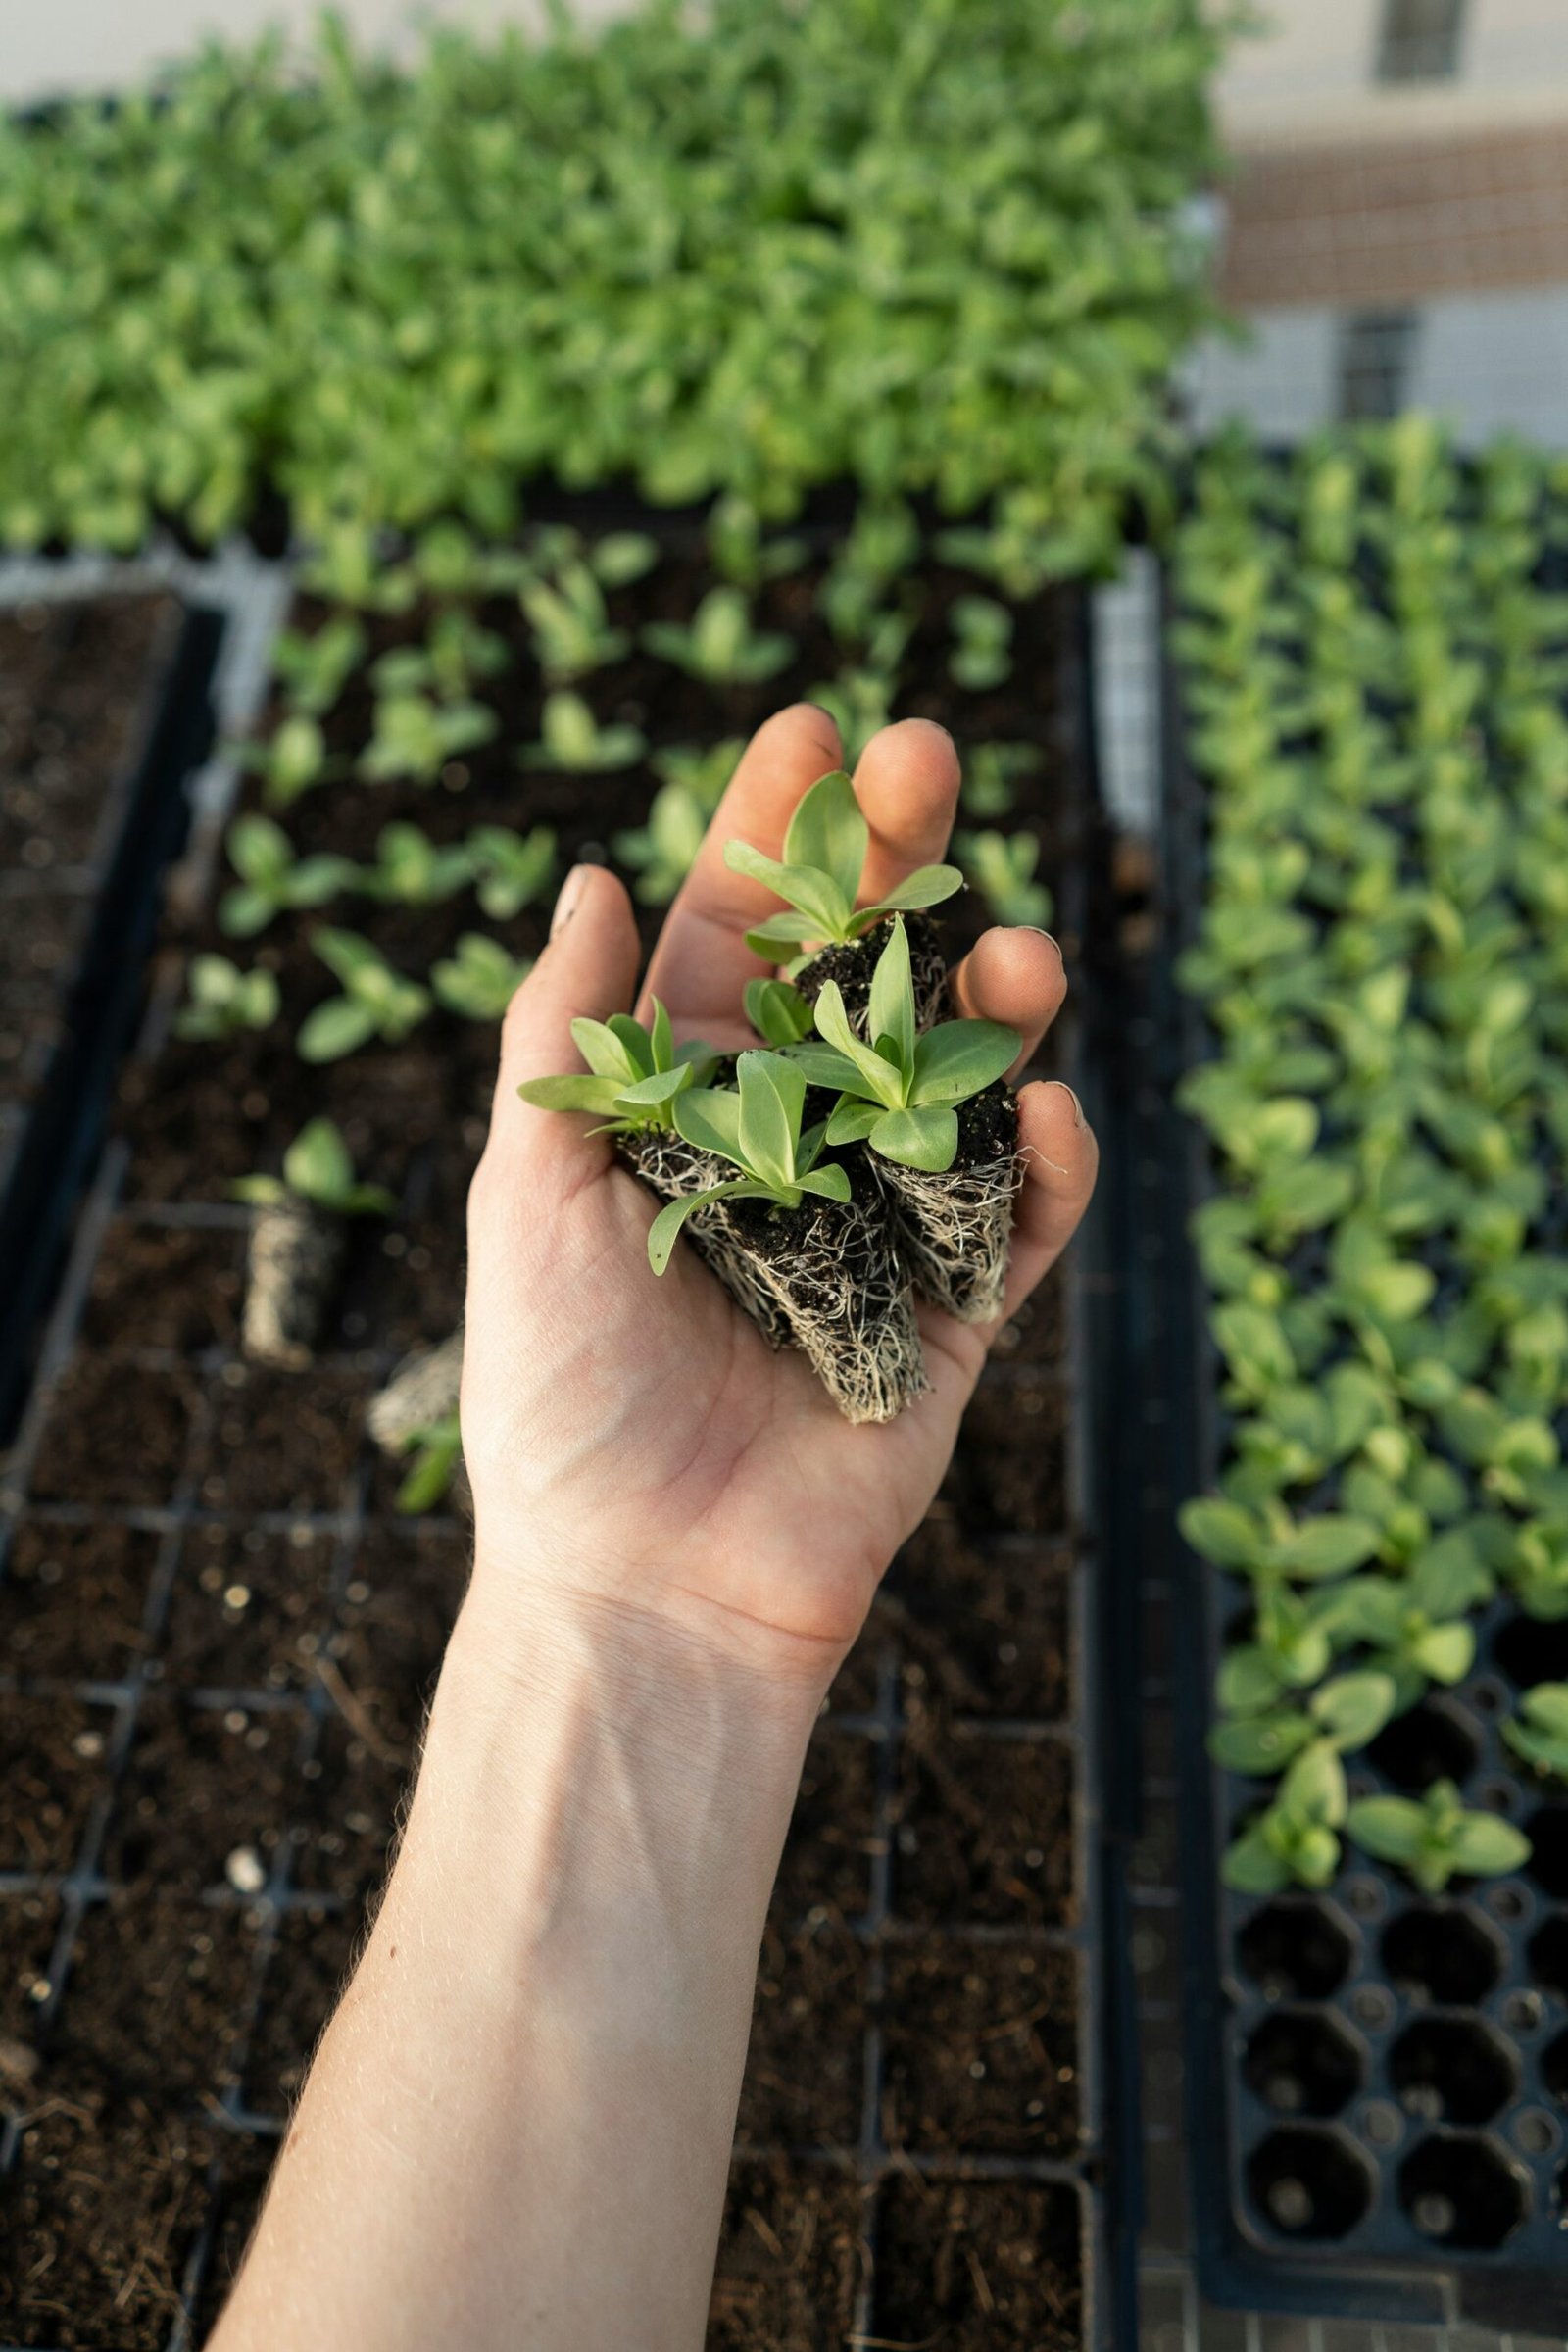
[0,594,221,1439]
[1156,574,1568,2333]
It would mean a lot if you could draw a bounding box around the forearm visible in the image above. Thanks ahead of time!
[213,1567,823,2352]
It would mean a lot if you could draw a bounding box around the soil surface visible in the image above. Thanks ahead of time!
[0,540,1094,2348]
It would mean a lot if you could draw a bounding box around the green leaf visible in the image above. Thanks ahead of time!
[1448,1814,1531,1877]
[647,1182,753,1276]
[867,918,916,1078]
[1410,1622,1475,1683]
[782,770,865,910]
[737,1051,804,1191]
[1281,1740,1348,1829]
[811,982,903,1104]
[282,1117,353,1207]
[650,997,674,1072]
[910,1019,1020,1105]
[1209,1712,1314,1775]
[570,1017,642,1086]
[797,1163,853,1203]
[1222,1824,1291,1895]
[1310,1671,1396,1751]
[724,842,850,940]
[1274,1517,1382,1581]
[1217,1645,1282,1713]
[518,1074,625,1116]
[825,1100,884,1147]
[672,1087,746,1166]
[297,997,379,1063]
[613,1067,693,1108]
[857,863,964,928]
[791,1044,864,1092]
[744,978,813,1048]
[607,1014,656,1078]
[869,1104,959,1171]
[744,911,828,956]
[1179,1496,1264,1569]
[1345,1794,1423,1865]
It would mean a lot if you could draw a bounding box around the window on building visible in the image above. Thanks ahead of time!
[1377,0,1466,83]
[1338,311,1420,421]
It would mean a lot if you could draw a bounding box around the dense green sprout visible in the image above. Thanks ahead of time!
[0,0,1224,559]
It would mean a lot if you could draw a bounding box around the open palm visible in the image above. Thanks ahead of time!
[461,707,1098,1690]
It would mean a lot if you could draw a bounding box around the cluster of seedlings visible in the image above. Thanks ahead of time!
[521,771,1025,1421]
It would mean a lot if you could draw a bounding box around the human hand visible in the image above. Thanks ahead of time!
[459,708,1098,1700]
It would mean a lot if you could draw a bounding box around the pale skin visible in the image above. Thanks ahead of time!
[211,708,1098,2351]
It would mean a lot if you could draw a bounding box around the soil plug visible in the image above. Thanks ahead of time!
[726,766,958,1035]
[233,1119,396,1367]
[793,918,1022,1322]
[369,1332,470,1514]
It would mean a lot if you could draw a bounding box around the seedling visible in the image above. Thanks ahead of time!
[516,999,715,1135]
[355,822,473,906]
[613,740,739,906]
[1208,1669,1396,1777]
[792,918,1017,1172]
[642,588,793,686]
[1505,1684,1568,1778]
[956,828,1053,929]
[521,558,630,680]
[961,742,1043,820]
[174,955,280,1043]
[521,691,646,773]
[394,1412,464,1515]
[219,816,356,939]
[744,977,814,1049]
[244,713,331,808]
[357,691,498,785]
[948,593,1012,691]
[232,1118,397,1218]
[648,1052,851,1273]
[372,613,508,703]
[298,930,431,1062]
[467,824,558,920]
[432,934,532,1021]
[1223,1740,1348,1894]
[724,768,960,959]
[270,615,367,715]
[1347,1779,1531,1894]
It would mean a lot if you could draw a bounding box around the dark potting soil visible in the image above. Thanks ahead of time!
[0,1697,113,1877]
[881,1938,1080,2157]
[872,2177,1084,2351]
[0,599,174,874]
[58,1890,259,2102]
[890,1521,1073,1722]
[26,1354,199,1508]
[242,1900,362,2120]
[162,1526,336,1693]
[100,1700,302,1894]
[737,1915,868,2150]
[0,1522,158,1684]
[190,1365,367,1516]
[953,1076,1019,1170]
[189,2142,275,2339]
[794,908,950,1032]
[894,1727,1076,1929]
[942,1369,1069,1534]
[706,2158,868,2352]
[290,1718,409,1902]
[770,1733,878,1924]
[80,1219,245,1354]
[0,1891,60,2044]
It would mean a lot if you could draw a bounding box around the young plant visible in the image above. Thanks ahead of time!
[174,955,279,1044]
[649,1052,851,1273]
[521,558,630,681]
[961,742,1043,820]
[232,1117,397,1219]
[270,615,367,715]
[642,588,793,686]
[371,611,508,700]
[1223,1740,1348,1894]
[220,816,356,939]
[956,829,1053,930]
[394,1412,464,1516]
[792,918,1017,1173]
[1347,1779,1530,1894]
[1504,1684,1568,1779]
[521,691,645,773]
[613,741,739,906]
[1208,1669,1397,1776]
[357,692,497,785]
[948,593,1012,691]
[431,934,531,1021]
[298,931,431,1062]
[354,822,473,906]
[232,1118,395,1368]
[744,977,814,1048]
[467,824,558,920]
[243,713,331,809]
[516,1000,715,1136]
[724,767,960,961]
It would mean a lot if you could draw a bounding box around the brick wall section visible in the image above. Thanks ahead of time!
[1221,123,1568,309]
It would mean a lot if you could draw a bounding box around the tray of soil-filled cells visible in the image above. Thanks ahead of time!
[0,593,221,1435]
[1155,456,1568,2332]
[0,504,1129,2350]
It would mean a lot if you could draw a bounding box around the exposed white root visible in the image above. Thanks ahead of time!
[242,1199,344,1367]
[368,1329,465,1454]
[875,1151,1023,1324]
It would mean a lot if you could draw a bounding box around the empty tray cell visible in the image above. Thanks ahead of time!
[894,1729,1075,1928]
[102,1697,303,1892]
[61,1888,259,2100]
[243,1900,364,2120]
[324,1532,470,1755]
[771,1732,879,1924]
[890,1520,1072,1720]
[0,2073,215,2352]
[1243,2009,1364,2120]
[940,1372,1069,1537]
[1382,1903,1505,2006]
[1247,2125,1376,2241]
[738,1914,867,2150]
[191,2139,277,2339]
[81,1216,246,1353]
[1523,1806,1568,1900]
[0,1888,61,2043]
[0,1519,158,1681]
[1530,1914,1568,1999]
[1494,1612,1568,1689]
[1237,1899,1355,2001]
[707,2157,867,2352]
[28,1351,199,1507]
[193,1365,367,1514]
[872,2176,1083,2351]
[1390,2017,1517,2127]
[1366,1697,1482,1794]
[881,1936,1080,2156]
[164,1523,336,1693]
[1397,2132,1528,2250]
[0,1694,116,1875]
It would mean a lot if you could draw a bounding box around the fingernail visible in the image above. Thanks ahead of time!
[551,865,588,940]
[1049,1080,1085,1128]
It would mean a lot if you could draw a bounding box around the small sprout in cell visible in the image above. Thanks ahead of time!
[1348,1779,1531,1896]
[792,917,1017,1172]
[961,742,1043,819]
[725,767,961,958]
[270,614,368,715]
[232,1118,396,1218]
[174,954,280,1043]
[956,828,1053,929]
[1210,1670,1399,1779]
[948,593,1013,691]
[1505,1685,1568,1780]
[298,930,431,1062]
[241,712,331,808]
[517,999,717,1136]
[394,1412,464,1516]
[648,1051,852,1275]
[466,824,558,920]
[371,610,508,700]
[642,586,794,686]
[358,692,497,786]
[220,815,356,939]
[1224,1740,1348,1895]
[522,691,646,773]
[613,740,739,906]
[521,558,630,682]
[432,934,532,1022]
[355,822,472,906]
